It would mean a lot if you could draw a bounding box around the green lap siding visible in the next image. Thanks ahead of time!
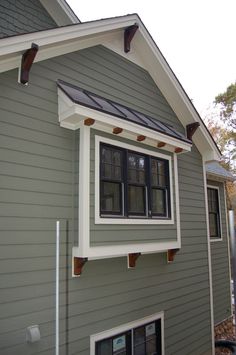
[0,46,212,354]
[0,0,57,38]
[208,180,232,324]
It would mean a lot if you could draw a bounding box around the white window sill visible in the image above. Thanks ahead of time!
[95,216,174,224]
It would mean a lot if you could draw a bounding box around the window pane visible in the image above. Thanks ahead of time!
[101,182,121,214]
[158,174,166,187]
[101,147,112,163]
[113,166,122,180]
[145,323,157,355]
[152,189,165,215]
[209,213,218,237]
[207,188,220,238]
[128,186,145,214]
[113,151,121,166]
[134,326,145,355]
[158,161,165,177]
[151,159,166,187]
[101,146,122,181]
[101,163,112,179]
[113,335,126,354]
[96,338,112,355]
[128,153,145,184]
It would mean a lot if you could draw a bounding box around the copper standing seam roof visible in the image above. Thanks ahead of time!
[57,80,192,145]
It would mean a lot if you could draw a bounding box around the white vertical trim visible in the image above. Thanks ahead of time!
[224,183,233,317]
[173,153,181,247]
[55,220,60,355]
[94,135,100,225]
[203,163,215,355]
[90,311,165,355]
[78,125,90,255]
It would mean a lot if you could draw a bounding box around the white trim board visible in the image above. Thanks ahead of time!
[90,311,165,355]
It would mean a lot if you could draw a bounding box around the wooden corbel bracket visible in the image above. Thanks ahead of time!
[20,43,39,85]
[73,257,88,276]
[186,122,200,141]
[84,118,95,126]
[113,127,123,134]
[128,253,141,268]
[175,147,183,154]
[167,249,179,263]
[137,135,146,142]
[157,142,166,148]
[124,24,139,53]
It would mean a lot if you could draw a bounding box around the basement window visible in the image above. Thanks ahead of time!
[91,313,163,355]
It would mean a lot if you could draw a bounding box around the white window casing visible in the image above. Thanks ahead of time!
[72,128,181,262]
[207,184,223,242]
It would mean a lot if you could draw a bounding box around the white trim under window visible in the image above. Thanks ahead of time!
[95,135,175,225]
[90,312,165,355]
[207,185,223,242]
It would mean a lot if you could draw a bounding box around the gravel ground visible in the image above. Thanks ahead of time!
[215,319,236,354]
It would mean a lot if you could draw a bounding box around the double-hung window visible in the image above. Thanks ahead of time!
[100,143,171,219]
[93,318,162,355]
[207,186,221,239]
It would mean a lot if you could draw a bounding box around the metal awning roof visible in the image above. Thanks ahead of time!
[57,79,191,145]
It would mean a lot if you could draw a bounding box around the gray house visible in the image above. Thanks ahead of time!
[0,1,234,354]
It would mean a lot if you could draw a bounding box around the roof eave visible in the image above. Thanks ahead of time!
[0,13,220,160]
[206,171,235,182]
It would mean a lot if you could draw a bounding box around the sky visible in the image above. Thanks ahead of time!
[67,0,236,118]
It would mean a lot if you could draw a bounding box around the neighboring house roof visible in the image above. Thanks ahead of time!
[39,0,80,26]
[0,0,58,38]
[0,0,79,39]
[58,80,192,145]
[0,13,220,161]
[206,161,235,182]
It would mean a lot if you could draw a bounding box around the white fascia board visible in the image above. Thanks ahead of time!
[40,0,80,26]
[0,17,138,74]
[58,89,192,152]
[0,15,138,58]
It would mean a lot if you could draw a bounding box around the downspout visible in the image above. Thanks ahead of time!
[56,221,60,355]
[202,162,215,355]
[229,210,236,320]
